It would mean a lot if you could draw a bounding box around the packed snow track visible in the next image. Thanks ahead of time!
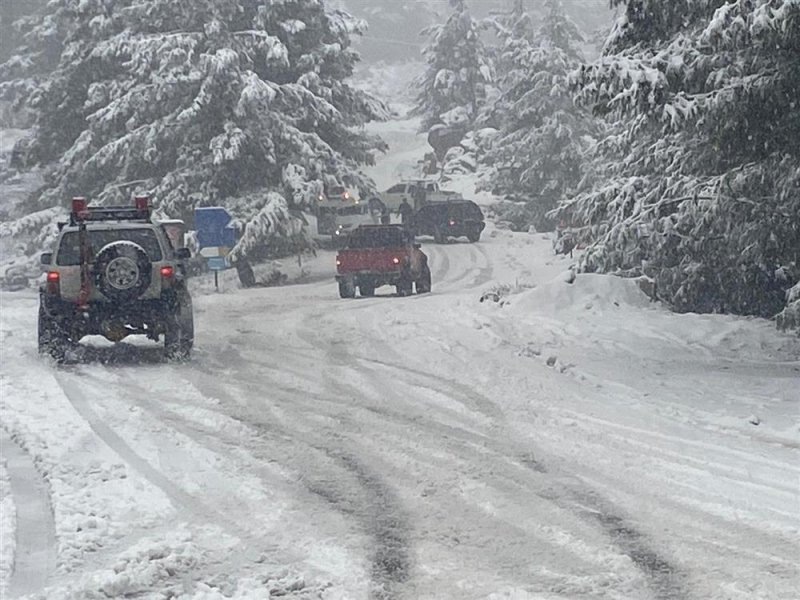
[1,229,798,600]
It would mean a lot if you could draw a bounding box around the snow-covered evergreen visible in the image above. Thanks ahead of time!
[561,0,799,324]
[412,0,492,134]
[480,0,591,232]
[0,0,388,260]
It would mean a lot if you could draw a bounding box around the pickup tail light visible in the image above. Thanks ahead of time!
[392,257,401,265]
[160,265,174,278]
[46,271,60,294]
[336,259,342,266]
[449,219,456,226]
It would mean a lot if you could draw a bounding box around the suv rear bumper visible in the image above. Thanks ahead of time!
[336,269,406,287]
[40,293,177,339]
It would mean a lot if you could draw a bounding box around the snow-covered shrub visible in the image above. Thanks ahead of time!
[777,283,800,334]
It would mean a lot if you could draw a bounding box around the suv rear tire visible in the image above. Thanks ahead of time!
[38,304,71,362]
[466,228,481,243]
[359,282,375,297]
[164,292,194,360]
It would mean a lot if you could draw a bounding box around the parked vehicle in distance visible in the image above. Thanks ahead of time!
[38,196,194,361]
[380,180,462,211]
[412,200,485,243]
[331,202,375,244]
[335,225,431,298]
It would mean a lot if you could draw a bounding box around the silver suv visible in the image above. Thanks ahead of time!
[38,196,194,361]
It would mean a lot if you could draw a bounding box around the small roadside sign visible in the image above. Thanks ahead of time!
[199,246,230,258]
[194,207,237,291]
[207,256,227,271]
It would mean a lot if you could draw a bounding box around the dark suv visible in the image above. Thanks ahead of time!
[412,200,485,243]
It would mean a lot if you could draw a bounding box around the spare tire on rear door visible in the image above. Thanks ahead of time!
[94,241,152,302]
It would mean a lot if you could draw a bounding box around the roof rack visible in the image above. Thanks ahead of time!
[69,195,152,225]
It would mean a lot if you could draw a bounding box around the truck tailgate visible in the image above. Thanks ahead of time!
[337,248,406,273]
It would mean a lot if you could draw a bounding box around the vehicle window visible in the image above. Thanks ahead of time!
[465,203,483,218]
[337,205,366,216]
[56,228,164,265]
[347,228,404,248]
[426,183,436,192]
[386,184,405,193]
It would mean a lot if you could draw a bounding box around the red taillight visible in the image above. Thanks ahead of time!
[160,265,174,278]
[134,195,150,211]
[448,219,456,226]
[392,257,401,265]
[336,259,342,266]
[46,271,60,294]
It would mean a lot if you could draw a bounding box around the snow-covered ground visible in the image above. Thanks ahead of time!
[1,117,799,599]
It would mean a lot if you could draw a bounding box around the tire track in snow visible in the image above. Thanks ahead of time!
[316,329,689,597]
[1,429,57,598]
[53,372,249,538]
[334,317,691,598]
[469,243,494,288]
[165,356,413,600]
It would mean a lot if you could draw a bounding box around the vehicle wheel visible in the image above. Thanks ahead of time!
[38,304,71,362]
[338,278,356,299]
[164,292,194,360]
[94,241,152,302]
[415,264,432,294]
[359,282,375,297]
[466,228,481,243]
[396,273,413,297]
[433,227,445,244]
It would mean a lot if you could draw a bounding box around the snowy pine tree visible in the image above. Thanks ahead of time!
[413,0,492,134]
[480,0,591,231]
[0,0,388,261]
[561,0,799,324]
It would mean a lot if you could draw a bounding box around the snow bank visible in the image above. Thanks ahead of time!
[507,272,653,318]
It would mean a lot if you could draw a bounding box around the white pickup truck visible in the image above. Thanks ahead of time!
[380,180,462,211]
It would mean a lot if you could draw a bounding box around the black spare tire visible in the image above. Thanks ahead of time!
[94,241,152,302]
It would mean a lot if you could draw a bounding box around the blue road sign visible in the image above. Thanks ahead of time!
[195,207,237,250]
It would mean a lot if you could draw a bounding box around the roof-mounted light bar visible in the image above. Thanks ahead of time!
[69,195,152,225]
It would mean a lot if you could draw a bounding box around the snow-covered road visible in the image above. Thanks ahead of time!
[2,115,799,599]
[1,224,798,600]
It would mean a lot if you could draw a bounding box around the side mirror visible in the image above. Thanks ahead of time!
[176,248,191,260]
[40,252,52,265]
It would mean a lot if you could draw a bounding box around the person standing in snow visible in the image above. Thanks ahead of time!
[398,198,413,226]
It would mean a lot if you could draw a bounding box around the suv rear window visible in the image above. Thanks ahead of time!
[337,205,367,216]
[347,228,405,248]
[56,228,164,266]
[450,203,483,219]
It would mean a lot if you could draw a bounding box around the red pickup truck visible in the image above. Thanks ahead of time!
[335,225,431,298]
